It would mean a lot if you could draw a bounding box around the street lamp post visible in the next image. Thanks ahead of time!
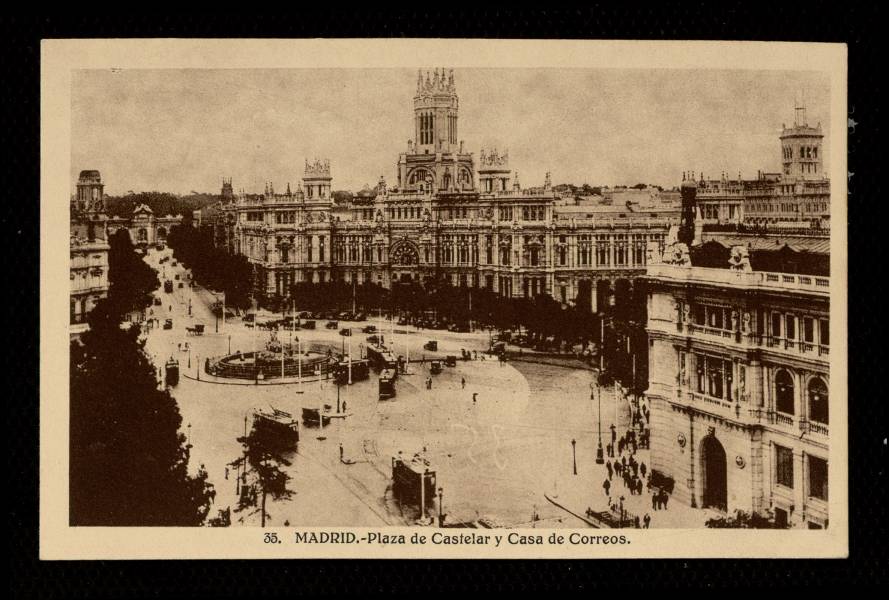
[594,383,604,464]
[571,438,577,475]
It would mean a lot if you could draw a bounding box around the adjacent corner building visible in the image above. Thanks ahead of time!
[70,170,110,336]
[644,202,831,528]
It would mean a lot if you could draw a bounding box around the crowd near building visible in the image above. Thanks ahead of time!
[209,69,678,310]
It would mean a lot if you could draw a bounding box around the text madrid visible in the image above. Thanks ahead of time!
[293,532,631,546]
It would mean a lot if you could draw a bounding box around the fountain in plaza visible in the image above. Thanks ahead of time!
[206,330,339,382]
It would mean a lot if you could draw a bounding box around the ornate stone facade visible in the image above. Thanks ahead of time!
[644,253,830,528]
[70,170,110,335]
[227,69,680,307]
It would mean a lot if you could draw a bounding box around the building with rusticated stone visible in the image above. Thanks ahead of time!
[644,193,831,528]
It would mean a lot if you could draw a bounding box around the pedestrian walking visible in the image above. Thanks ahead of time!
[610,424,617,444]
[472,392,478,404]
[652,492,658,510]
[640,462,647,478]
[461,377,466,389]
[339,443,344,462]
[606,461,613,480]
[643,513,651,529]
[602,478,611,497]
[634,516,641,529]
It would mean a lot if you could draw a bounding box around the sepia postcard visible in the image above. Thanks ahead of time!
[41,38,848,559]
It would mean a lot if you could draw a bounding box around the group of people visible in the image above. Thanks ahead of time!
[603,453,647,498]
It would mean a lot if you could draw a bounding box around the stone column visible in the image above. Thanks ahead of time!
[590,278,598,313]
[793,449,807,527]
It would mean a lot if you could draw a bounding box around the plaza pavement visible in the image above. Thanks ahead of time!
[139,248,714,529]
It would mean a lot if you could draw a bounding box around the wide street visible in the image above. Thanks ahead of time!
[141,247,709,529]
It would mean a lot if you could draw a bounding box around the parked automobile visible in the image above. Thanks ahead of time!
[362,325,377,334]
[340,328,352,337]
[353,312,366,321]
[445,355,457,367]
[163,318,173,330]
[326,320,339,329]
[397,317,409,326]
[448,323,470,333]
[338,311,354,321]
[302,320,316,330]
[366,335,380,345]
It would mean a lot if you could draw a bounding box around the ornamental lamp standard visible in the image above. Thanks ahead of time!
[571,438,577,475]
[594,382,604,464]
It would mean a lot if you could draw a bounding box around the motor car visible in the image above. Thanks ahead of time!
[423,340,438,351]
[302,320,316,330]
[354,312,367,321]
[326,320,339,329]
[338,311,354,321]
[163,318,173,330]
[243,313,255,322]
[366,335,380,345]
[340,328,352,336]
[397,317,409,326]
[362,325,377,333]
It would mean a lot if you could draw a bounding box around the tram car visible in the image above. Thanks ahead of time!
[334,358,370,384]
[253,407,300,448]
[378,369,397,400]
[164,357,179,386]
[391,452,436,509]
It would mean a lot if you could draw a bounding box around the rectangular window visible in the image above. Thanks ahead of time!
[785,315,796,340]
[776,445,794,488]
[819,319,829,346]
[803,317,815,343]
[771,312,782,337]
[808,456,828,501]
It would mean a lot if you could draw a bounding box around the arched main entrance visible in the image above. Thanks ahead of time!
[701,435,727,511]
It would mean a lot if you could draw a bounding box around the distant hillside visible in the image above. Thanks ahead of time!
[104,192,219,218]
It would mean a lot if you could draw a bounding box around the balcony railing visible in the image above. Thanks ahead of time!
[807,421,829,436]
[647,264,830,296]
[773,412,794,426]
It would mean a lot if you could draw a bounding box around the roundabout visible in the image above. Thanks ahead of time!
[206,331,340,383]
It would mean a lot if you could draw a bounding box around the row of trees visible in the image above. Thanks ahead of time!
[283,277,649,393]
[70,230,215,525]
[104,191,218,219]
[166,219,253,309]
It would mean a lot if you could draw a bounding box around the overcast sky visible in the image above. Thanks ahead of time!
[71,68,830,196]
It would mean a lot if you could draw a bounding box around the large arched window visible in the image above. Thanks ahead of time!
[775,369,795,415]
[808,377,828,424]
